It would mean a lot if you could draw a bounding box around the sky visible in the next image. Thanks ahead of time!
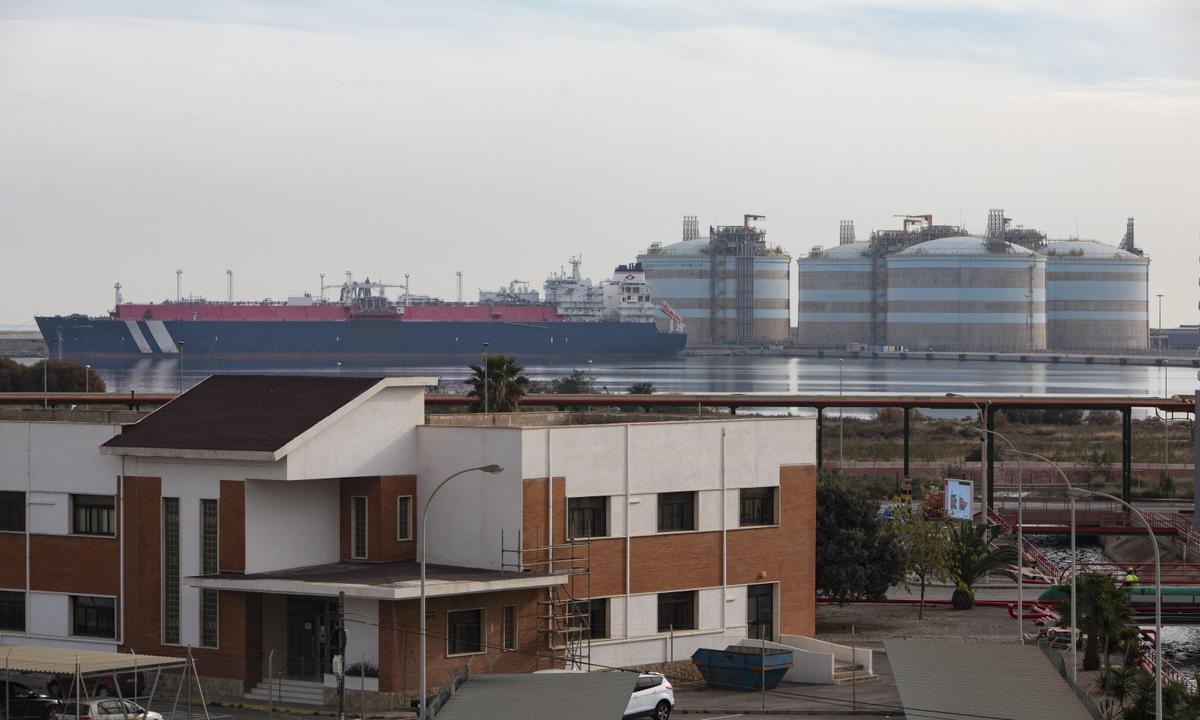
[1,0,1199,328]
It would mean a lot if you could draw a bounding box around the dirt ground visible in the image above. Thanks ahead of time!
[816,602,1025,645]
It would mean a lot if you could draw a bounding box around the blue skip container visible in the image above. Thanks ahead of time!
[691,645,793,690]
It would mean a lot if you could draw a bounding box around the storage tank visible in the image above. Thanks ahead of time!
[639,216,791,345]
[1043,239,1149,351]
[795,242,874,348]
[886,236,1046,352]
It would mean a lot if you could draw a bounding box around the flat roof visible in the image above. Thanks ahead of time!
[886,640,1092,720]
[436,672,637,720]
[0,645,187,674]
[189,561,568,600]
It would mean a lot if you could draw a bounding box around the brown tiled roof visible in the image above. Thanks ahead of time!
[102,375,383,453]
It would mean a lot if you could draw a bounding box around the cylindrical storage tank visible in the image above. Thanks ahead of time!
[1043,239,1149,351]
[795,243,874,348]
[886,236,1046,352]
[639,240,791,345]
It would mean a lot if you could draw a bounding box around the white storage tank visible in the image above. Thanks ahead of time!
[795,242,874,348]
[1043,239,1149,351]
[886,236,1046,352]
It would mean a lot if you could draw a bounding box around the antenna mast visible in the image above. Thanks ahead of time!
[175,269,182,301]
[456,271,463,303]
[226,269,233,302]
[114,282,123,308]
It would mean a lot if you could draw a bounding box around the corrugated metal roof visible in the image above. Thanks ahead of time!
[0,645,187,674]
[887,640,1092,720]
[895,235,1037,256]
[436,672,637,720]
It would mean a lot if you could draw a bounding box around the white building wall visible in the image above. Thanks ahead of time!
[243,477,340,574]
[286,387,425,481]
[415,427,524,570]
[345,598,380,667]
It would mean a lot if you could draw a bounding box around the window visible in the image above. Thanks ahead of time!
[634,675,664,691]
[0,491,24,532]
[162,497,180,644]
[657,591,696,632]
[570,598,608,640]
[739,487,777,526]
[447,609,484,655]
[657,492,696,532]
[71,596,115,638]
[351,496,368,559]
[71,494,115,536]
[567,496,607,539]
[396,496,412,541]
[0,591,24,631]
[200,499,219,648]
[501,605,517,650]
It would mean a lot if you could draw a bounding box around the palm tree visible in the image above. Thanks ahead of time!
[465,355,530,412]
[944,521,1017,610]
[1056,572,1132,671]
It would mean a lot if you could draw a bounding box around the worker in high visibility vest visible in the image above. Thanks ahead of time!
[1123,568,1139,587]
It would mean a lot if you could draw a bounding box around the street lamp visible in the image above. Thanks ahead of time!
[1068,485,1163,720]
[85,365,91,394]
[419,463,504,719]
[1156,293,1164,352]
[482,342,490,414]
[838,359,844,468]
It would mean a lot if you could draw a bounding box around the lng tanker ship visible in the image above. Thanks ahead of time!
[35,261,687,362]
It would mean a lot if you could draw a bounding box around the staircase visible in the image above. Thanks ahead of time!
[244,678,327,706]
[832,661,879,686]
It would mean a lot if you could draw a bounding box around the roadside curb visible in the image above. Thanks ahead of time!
[676,710,899,716]
[207,702,414,719]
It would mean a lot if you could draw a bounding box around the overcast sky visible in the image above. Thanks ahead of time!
[2,0,1198,327]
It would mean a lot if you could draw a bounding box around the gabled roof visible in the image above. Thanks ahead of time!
[101,374,435,461]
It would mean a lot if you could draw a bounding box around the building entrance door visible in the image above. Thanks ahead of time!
[747,583,774,641]
[286,597,336,679]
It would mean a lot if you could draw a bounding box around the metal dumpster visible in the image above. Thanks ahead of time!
[691,645,793,690]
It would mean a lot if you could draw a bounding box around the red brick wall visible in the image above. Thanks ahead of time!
[340,477,380,561]
[0,533,26,588]
[219,480,245,573]
[30,534,120,595]
[376,588,546,695]
[378,475,417,562]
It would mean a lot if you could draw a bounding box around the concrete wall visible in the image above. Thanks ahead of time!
[287,387,425,480]
[244,477,341,573]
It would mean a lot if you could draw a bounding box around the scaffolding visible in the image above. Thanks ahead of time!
[500,531,592,671]
[708,215,765,345]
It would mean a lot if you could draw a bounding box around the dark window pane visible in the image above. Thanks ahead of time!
[568,496,607,539]
[200,499,219,574]
[352,496,367,559]
[397,496,412,540]
[657,492,695,532]
[0,591,25,631]
[0,492,24,532]
[657,591,696,632]
[502,605,517,650]
[72,596,115,638]
[71,494,115,536]
[447,609,483,655]
[201,589,219,648]
[739,487,776,526]
[162,497,180,644]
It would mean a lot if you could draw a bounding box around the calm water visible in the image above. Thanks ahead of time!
[79,354,1198,399]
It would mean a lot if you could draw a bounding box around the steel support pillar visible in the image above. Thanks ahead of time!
[985,405,996,511]
[816,408,824,470]
[1122,407,1133,504]
[901,407,912,479]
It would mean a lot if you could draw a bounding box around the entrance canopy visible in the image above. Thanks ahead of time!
[437,673,637,720]
[0,645,187,674]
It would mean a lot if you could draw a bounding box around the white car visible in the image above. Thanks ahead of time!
[624,672,673,720]
[55,699,163,720]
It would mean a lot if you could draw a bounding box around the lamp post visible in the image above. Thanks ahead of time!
[1156,293,1163,352]
[419,464,503,719]
[1069,486,1162,719]
[85,365,91,394]
[838,359,844,469]
[482,342,490,414]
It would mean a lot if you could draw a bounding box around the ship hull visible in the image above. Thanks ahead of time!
[35,317,687,361]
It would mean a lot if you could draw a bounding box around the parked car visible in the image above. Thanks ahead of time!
[46,674,145,701]
[0,680,63,720]
[54,699,161,720]
[623,673,673,720]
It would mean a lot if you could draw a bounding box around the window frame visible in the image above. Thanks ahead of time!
[446,608,486,657]
[161,496,180,645]
[71,595,116,639]
[0,491,25,533]
[567,496,608,539]
[738,486,778,527]
[0,590,25,632]
[656,491,697,533]
[396,495,413,542]
[576,597,609,640]
[70,494,116,537]
[501,604,517,651]
[656,590,697,632]
[351,495,368,560]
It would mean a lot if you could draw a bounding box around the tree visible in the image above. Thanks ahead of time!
[1056,572,1132,671]
[944,521,1017,610]
[816,481,906,602]
[465,355,530,412]
[0,359,105,393]
[889,508,949,619]
[627,382,656,395]
[548,369,596,394]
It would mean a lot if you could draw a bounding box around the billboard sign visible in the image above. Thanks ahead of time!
[944,478,973,520]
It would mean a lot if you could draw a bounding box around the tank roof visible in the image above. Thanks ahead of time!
[1043,238,1146,260]
[802,242,871,259]
[645,238,710,257]
[894,235,1037,257]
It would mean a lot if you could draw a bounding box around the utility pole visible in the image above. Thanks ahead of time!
[336,591,346,720]
[1157,293,1164,351]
